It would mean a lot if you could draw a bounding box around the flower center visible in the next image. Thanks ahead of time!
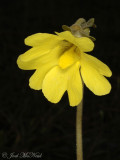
[59,45,80,69]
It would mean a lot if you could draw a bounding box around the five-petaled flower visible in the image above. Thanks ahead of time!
[17,30,112,106]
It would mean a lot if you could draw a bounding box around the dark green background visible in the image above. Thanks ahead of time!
[0,0,120,159]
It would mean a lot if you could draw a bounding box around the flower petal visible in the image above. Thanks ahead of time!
[67,62,83,106]
[17,47,49,70]
[56,31,94,52]
[81,53,111,95]
[17,45,64,70]
[42,62,83,106]
[29,43,68,89]
[81,53,112,77]
[42,66,67,103]
[29,63,54,90]
[25,33,61,47]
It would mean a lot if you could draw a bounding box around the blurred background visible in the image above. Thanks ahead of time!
[0,0,120,159]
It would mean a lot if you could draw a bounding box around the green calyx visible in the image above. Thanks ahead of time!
[62,18,96,41]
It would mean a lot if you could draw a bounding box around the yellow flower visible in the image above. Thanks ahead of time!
[17,31,112,106]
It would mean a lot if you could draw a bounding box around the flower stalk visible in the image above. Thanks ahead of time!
[76,91,83,160]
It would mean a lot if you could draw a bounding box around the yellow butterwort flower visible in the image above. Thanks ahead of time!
[17,30,112,106]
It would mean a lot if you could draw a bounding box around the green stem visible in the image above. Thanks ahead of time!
[76,99,83,160]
